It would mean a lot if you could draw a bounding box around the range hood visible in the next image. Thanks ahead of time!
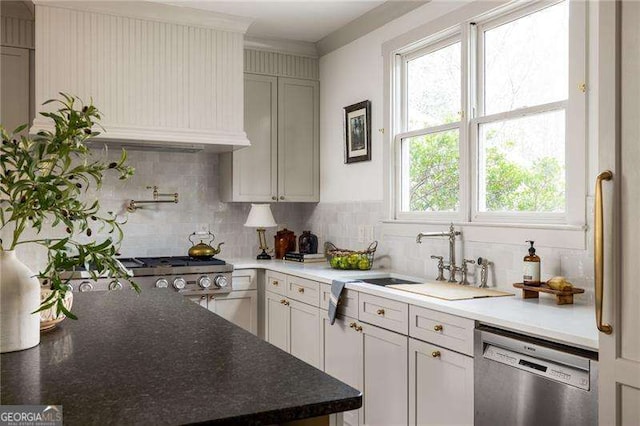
[30,1,252,152]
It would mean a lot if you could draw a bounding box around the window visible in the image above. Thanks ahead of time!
[392,0,585,226]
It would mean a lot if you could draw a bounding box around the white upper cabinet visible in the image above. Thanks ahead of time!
[220,50,319,203]
[31,2,252,151]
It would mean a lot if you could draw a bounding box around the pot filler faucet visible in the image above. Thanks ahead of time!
[416,223,468,283]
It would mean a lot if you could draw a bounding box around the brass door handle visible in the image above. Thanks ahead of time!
[432,351,441,358]
[595,170,613,335]
[376,308,385,316]
[433,324,443,332]
[298,287,305,293]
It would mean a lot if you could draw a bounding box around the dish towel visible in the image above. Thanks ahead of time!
[328,279,362,325]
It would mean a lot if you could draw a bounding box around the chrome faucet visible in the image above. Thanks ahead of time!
[416,223,462,283]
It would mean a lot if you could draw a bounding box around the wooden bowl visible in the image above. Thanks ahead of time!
[40,286,74,332]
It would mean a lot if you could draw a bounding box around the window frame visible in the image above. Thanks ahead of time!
[389,0,586,228]
[395,33,465,223]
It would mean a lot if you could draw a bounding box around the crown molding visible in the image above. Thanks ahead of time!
[317,1,429,56]
[244,35,318,58]
[33,1,253,33]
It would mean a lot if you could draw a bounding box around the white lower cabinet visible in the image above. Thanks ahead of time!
[290,299,321,368]
[265,290,321,368]
[408,338,473,426]
[362,322,408,426]
[320,314,408,426]
[321,315,363,426]
[265,290,290,352]
[208,290,258,335]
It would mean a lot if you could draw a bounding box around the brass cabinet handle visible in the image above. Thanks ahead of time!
[432,351,441,358]
[354,325,363,332]
[272,196,277,200]
[595,170,613,335]
[280,196,285,200]
[349,322,357,328]
[298,287,305,293]
[433,324,443,332]
[280,299,290,306]
[272,281,279,286]
[376,308,385,316]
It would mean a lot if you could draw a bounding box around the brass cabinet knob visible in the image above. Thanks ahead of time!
[272,196,277,200]
[298,287,305,293]
[355,325,363,332]
[200,295,206,300]
[279,196,285,200]
[280,299,289,306]
[273,281,279,286]
[433,324,443,332]
[349,322,357,328]
[376,308,385,316]
[432,351,441,358]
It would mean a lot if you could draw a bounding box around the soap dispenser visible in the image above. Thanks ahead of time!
[523,240,541,286]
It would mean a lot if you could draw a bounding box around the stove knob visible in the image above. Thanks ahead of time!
[109,281,123,291]
[173,277,186,290]
[155,278,169,288]
[79,281,93,292]
[214,275,228,288]
[198,276,213,289]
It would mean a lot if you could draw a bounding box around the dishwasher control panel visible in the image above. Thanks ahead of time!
[484,344,590,390]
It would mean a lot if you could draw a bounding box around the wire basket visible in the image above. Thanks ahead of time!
[326,241,378,270]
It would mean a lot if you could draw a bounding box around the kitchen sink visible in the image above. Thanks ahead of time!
[356,276,422,287]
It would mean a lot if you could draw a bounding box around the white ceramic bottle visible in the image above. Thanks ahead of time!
[0,251,41,352]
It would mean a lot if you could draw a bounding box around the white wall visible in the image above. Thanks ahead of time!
[319,0,472,203]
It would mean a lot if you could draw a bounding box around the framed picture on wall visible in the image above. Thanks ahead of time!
[344,100,371,163]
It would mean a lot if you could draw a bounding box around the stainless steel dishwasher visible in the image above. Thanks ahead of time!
[475,325,598,426]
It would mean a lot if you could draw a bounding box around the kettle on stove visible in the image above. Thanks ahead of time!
[188,232,224,259]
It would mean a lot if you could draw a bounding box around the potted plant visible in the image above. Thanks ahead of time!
[0,93,137,353]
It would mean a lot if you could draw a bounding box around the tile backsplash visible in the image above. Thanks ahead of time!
[4,149,306,273]
[300,201,595,298]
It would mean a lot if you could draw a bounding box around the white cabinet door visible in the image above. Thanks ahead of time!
[289,298,321,368]
[265,291,289,352]
[277,77,319,202]
[1,47,30,135]
[598,2,640,424]
[362,322,408,426]
[408,338,473,426]
[209,290,257,335]
[232,74,278,202]
[321,315,363,426]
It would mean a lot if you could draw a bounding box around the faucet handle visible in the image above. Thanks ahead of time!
[463,259,476,267]
[430,255,446,281]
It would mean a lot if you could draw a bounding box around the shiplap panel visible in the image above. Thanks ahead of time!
[31,4,248,146]
[244,49,319,80]
[1,16,34,49]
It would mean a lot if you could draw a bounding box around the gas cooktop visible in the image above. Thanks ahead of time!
[119,256,227,268]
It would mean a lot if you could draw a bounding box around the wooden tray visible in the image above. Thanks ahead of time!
[513,283,585,305]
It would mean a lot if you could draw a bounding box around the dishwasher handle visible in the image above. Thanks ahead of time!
[478,329,591,371]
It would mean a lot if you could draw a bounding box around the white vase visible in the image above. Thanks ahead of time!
[0,250,41,353]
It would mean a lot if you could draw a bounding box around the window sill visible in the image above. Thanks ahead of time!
[380,220,587,250]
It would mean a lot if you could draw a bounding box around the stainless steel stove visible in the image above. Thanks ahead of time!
[64,256,234,297]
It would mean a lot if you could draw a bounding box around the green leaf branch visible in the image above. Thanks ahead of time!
[0,93,137,319]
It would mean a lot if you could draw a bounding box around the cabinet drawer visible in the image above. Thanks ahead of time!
[286,275,319,306]
[265,271,286,296]
[359,293,408,335]
[320,283,358,318]
[409,305,474,356]
[232,269,257,290]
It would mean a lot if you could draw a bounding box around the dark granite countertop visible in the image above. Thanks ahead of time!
[0,290,362,425]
